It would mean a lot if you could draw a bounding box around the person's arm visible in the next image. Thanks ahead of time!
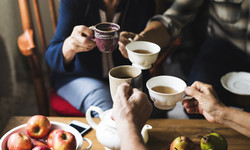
[118,21,170,58]
[183,81,250,138]
[45,0,95,72]
[116,117,147,150]
[118,0,204,58]
[112,83,152,150]
[62,25,95,64]
[215,106,250,138]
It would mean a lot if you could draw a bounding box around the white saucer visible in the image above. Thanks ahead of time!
[221,72,250,95]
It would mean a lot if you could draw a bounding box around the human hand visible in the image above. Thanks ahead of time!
[64,25,96,52]
[62,25,96,63]
[182,81,225,123]
[118,31,143,58]
[112,82,152,131]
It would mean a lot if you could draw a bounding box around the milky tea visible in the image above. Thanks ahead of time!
[133,49,152,54]
[151,86,178,94]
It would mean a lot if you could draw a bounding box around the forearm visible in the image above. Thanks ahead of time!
[117,120,147,150]
[216,107,250,137]
[139,21,170,49]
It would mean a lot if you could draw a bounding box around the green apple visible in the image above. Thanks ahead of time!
[200,132,228,150]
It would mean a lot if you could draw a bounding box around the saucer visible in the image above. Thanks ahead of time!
[221,72,250,95]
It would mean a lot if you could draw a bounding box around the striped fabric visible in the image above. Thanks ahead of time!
[150,0,250,55]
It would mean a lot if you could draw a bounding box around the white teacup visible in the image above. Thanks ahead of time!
[126,41,160,70]
[146,75,191,110]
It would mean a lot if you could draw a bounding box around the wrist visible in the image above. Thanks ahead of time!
[62,37,76,63]
[116,119,144,149]
[214,105,228,124]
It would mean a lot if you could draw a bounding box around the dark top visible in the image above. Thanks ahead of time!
[45,0,156,90]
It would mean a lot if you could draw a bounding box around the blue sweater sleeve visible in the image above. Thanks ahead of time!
[45,0,78,73]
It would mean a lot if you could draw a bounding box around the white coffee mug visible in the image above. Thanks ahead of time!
[109,65,142,101]
[146,75,191,110]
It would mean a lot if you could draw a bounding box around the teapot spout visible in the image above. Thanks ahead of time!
[141,124,152,143]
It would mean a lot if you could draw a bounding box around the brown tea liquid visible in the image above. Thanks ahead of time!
[151,86,178,94]
[133,49,152,54]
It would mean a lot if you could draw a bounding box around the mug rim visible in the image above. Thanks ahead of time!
[95,22,120,33]
[109,65,142,79]
[126,41,160,55]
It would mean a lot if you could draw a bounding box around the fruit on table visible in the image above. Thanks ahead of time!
[51,131,77,150]
[26,115,51,139]
[7,132,32,150]
[32,145,51,150]
[170,136,195,150]
[200,132,228,150]
[31,139,48,147]
[46,129,64,148]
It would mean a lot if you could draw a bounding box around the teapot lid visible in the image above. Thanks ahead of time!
[101,109,116,128]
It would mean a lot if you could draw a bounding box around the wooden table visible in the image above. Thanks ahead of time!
[1,116,250,150]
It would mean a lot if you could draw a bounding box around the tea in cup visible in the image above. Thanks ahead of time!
[126,41,160,70]
[109,65,142,101]
[146,75,191,110]
[91,22,120,53]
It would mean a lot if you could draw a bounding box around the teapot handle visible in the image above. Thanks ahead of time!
[86,106,104,130]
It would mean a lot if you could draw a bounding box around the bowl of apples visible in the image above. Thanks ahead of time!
[0,115,92,150]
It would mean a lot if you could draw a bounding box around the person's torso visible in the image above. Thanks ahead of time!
[208,0,250,54]
[51,0,156,89]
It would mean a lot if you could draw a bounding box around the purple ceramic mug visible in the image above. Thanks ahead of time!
[91,22,120,53]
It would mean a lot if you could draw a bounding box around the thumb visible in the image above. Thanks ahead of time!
[134,34,143,41]
[184,86,203,103]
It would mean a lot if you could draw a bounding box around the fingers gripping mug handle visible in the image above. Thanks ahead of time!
[82,137,92,150]
[87,26,95,41]
[181,94,193,103]
[86,106,104,130]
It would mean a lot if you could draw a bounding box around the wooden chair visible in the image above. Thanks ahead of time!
[17,0,85,116]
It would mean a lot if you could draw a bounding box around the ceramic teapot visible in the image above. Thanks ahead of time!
[86,106,152,150]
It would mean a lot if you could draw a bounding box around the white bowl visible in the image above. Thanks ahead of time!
[0,121,83,150]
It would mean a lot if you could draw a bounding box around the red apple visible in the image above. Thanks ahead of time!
[52,131,77,150]
[170,136,195,150]
[31,139,47,147]
[46,129,64,148]
[26,115,51,139]
[7,132,32,150]
[32,145,50,150]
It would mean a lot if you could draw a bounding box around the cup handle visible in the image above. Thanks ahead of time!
[82,137,92,150]
[88,26,95,42]
[128,38,133,42]
[86,106,104,130]
[181,94,193,102]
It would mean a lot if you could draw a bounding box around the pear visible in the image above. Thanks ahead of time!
[200,132,228,150]
[170,136,195,150]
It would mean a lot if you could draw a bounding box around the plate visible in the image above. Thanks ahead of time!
[221,72,250,95]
